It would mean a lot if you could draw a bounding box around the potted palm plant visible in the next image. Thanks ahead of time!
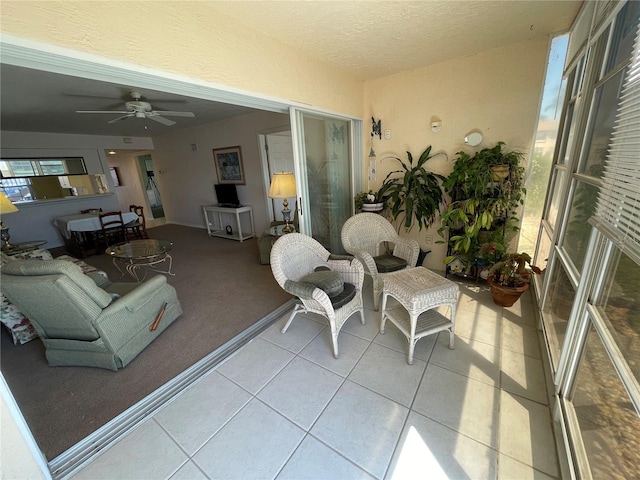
[485,246,542,307]
[377,144,446,231]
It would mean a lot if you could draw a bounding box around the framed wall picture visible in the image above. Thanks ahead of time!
[213,146,245,184]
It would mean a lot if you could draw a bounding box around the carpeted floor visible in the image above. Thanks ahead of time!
[0,224,291,460]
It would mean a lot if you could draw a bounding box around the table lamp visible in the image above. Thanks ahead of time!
[0,191,19,250]
[268,172,296,234]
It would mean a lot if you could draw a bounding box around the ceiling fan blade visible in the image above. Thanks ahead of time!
[76,110,130,114]
[151,111,195,118]
[148,115,175,126]
[107,114,133,124]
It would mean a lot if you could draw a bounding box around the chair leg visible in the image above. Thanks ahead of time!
[408,340,416,365]
[358,307,365,325]
[331,329,339,358]
[373,283,382,311]
[281,304,304,333]
[380,292,389,333]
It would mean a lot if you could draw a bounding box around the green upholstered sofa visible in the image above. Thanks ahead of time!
[1,259,183,370]
[0,248,108,344]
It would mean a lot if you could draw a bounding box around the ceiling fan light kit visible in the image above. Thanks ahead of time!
[75,91,195,126]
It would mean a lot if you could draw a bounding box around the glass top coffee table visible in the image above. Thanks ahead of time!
[106,239,174,282]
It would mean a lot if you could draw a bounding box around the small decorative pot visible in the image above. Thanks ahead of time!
[361,202,384,212]
[490,164,510,182]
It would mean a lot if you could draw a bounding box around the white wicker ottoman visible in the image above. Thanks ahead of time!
[380,267,459,364]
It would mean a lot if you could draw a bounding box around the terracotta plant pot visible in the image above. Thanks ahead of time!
[487,276,529,307]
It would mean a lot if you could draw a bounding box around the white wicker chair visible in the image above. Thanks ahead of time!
[341,213,419,310]
[270,233,365,358]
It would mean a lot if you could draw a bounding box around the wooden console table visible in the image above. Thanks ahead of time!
[202,205,255,242]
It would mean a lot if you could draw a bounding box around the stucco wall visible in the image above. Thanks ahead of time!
[364,37,549,270]
[0,1,364,118]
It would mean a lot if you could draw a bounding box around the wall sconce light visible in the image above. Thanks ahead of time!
[369,116,382,161]
[371,117,382,140]
[464,131,483,146]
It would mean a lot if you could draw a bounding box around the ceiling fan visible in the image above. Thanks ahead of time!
[75,91,195,126]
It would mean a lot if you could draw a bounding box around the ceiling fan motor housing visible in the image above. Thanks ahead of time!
[126,101,153,112]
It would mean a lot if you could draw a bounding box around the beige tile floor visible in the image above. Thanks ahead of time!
[69,275,560,480]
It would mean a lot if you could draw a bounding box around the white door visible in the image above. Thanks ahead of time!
[261,131,295,223]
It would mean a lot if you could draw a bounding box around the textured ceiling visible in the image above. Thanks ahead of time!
[0,1,581,138]
[209,1,582,79]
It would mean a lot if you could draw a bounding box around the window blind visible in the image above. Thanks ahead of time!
[592,22,640,266]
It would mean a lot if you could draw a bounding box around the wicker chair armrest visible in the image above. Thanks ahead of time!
[326,257,364,288]
[349,249,378,276]
[283,279,335,318]
[392,237,420,267]
[328,254,354,262]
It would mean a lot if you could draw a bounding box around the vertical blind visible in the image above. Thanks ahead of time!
[592,22,640,266]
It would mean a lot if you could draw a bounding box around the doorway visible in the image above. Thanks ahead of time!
[137,154,165,221]
[260,129,295,223]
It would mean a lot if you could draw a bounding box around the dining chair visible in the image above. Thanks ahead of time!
[96,211,127,248]
[126,205,149,239]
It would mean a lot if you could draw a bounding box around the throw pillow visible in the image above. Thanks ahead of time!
[373,254,407,273]
[299,268,344,297]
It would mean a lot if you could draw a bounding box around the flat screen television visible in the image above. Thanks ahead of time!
[214,184,241,207]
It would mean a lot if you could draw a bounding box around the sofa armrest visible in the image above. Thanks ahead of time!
[93,276,181,351]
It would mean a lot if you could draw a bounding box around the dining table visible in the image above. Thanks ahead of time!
[53,211,139,258]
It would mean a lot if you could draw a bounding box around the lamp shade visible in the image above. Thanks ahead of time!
[0,192,19,215]
[268,172,296,199]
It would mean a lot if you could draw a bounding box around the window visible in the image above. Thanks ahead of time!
[570,324,640,479]
[539,2,640,476]
[0,157,86,177]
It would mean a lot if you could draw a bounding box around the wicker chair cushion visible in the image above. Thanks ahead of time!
[373,254,407,273]
[300,268,344,297]
[329,282,356,309]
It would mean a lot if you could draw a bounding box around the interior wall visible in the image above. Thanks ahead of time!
[0,1,364,119]
[363,37,549,271]
[107,152,150,217]
[151,110,290,233]
[0,132,153,246]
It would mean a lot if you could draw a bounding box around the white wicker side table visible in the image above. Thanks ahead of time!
[381,267,459,364]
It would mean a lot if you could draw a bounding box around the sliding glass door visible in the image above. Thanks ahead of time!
[290,108,362,253]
